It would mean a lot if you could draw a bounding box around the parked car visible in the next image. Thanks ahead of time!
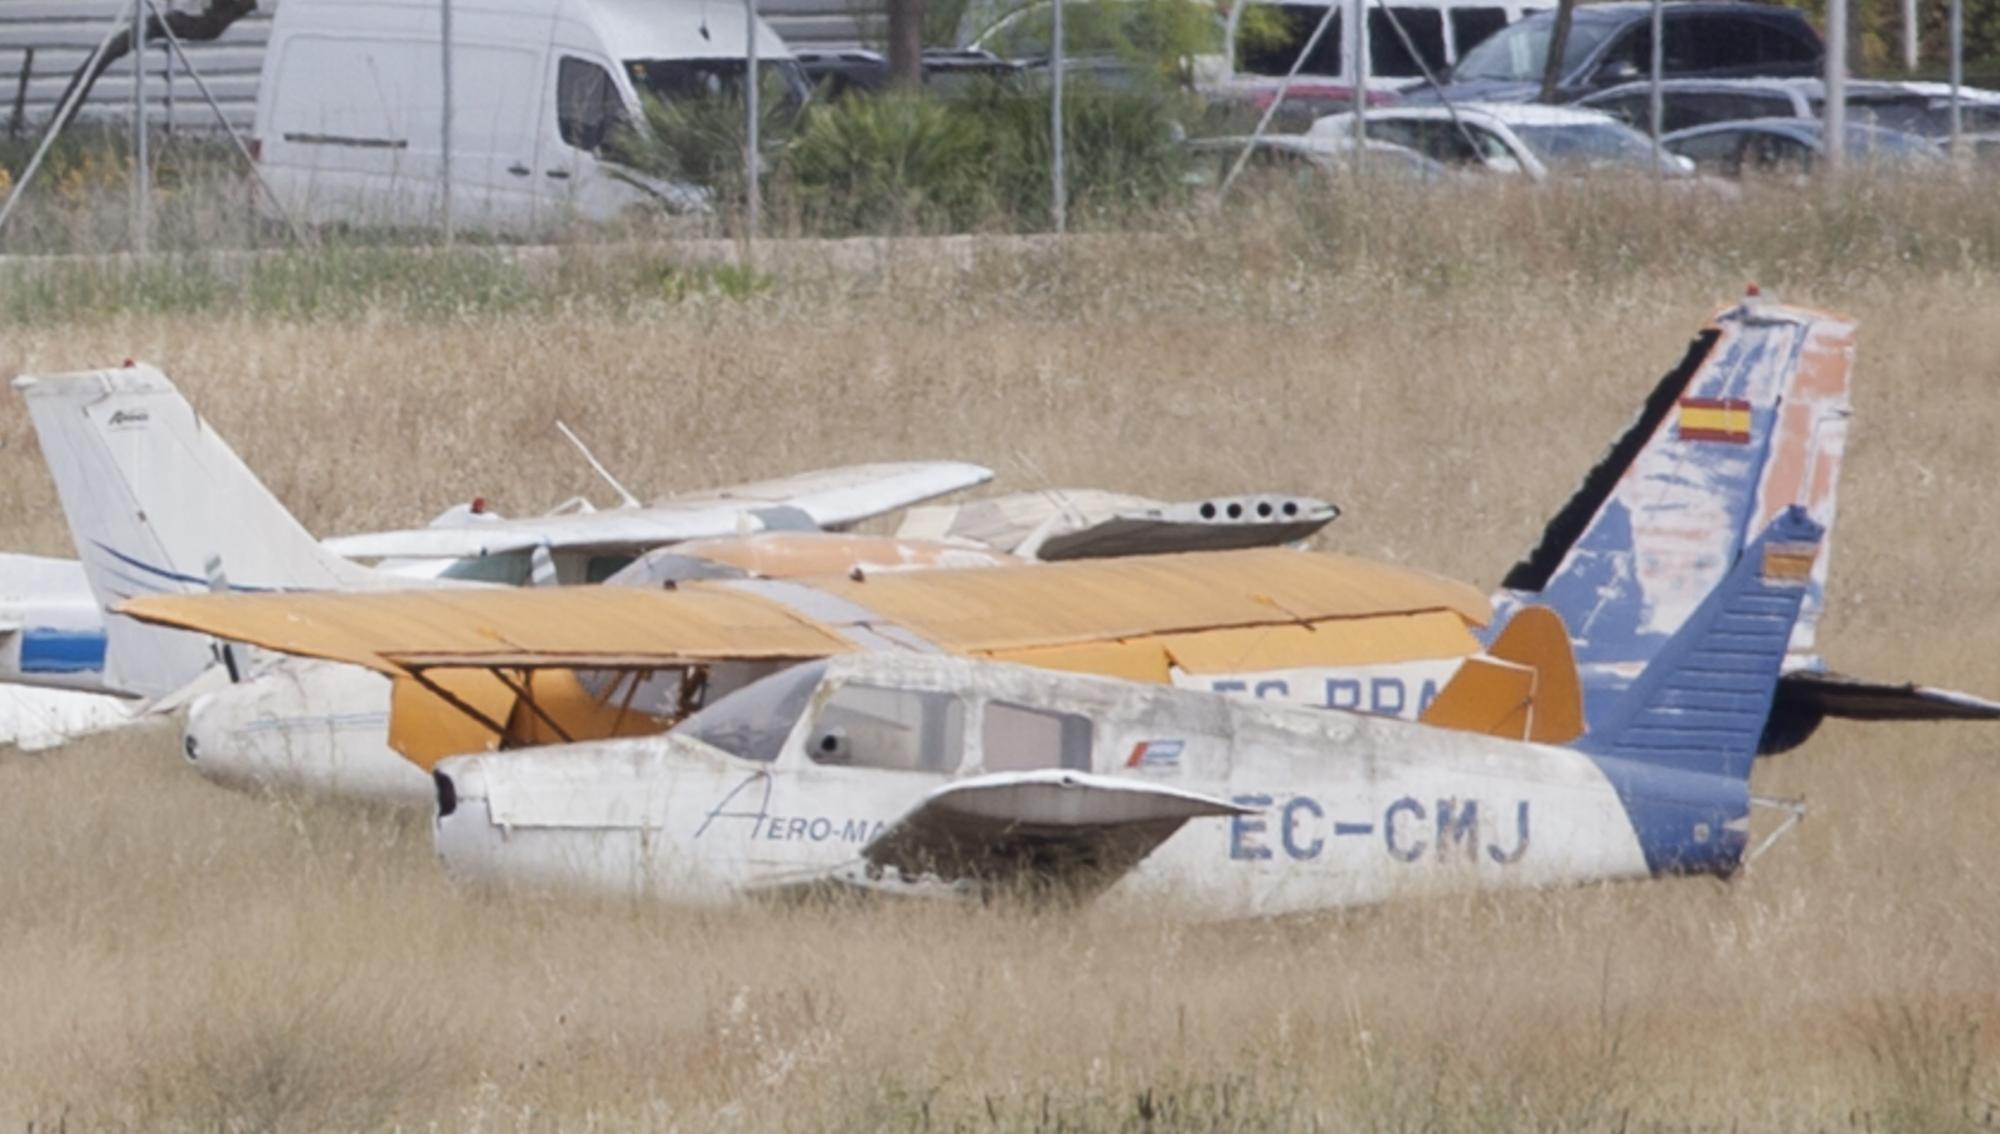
[1308,102,1688,177]
[1661,118,1949,177]
[1406,1,1823,105]
[1580,76,2000,138]
[253,0,807,234]
[1184,134,1449,185]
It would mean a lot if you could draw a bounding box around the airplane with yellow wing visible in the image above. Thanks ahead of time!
[9,360,1339,796]
[198,509,1834,913]
[120,292,2000,810]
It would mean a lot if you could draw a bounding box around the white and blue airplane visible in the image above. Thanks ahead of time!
[4,363,1334,782]
[413,506,1829,912]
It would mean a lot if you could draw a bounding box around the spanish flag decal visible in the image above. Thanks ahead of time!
[1677,397,1753,443]
[1761,541,1818,582]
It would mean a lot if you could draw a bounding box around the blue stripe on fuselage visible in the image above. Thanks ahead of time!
[19,628,108,674]
[89,542,273,593]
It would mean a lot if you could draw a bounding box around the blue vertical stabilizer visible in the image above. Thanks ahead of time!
[1579,506,1826,875]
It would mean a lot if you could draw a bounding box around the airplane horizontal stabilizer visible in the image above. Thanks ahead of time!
[1775,670,2000,722]
[862,770,1251,897]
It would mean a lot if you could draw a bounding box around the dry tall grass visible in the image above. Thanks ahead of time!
[1,177,1997,1131]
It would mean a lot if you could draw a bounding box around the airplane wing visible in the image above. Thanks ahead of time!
[118,548,1492,762]
[859,770,1252,897]
[119,548,1492,675]
[323,462,994,560]
[897,489,1340,560]
[1775,670,2000,721]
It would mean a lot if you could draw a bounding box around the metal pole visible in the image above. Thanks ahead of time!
[1949,0,1963,155]
[1824,0,1846,172]
[1050,0,1065,233]
[440,0,454,245]
[10,48,33,141]
[0,22,122,238]
[745,0,759,250]
[1902,0,1918,72]
[164,30,175,138]
[1223,0,1248,78]
[1649,0,1663,177]
[142,0,309,245]
[131,0,149,255]
[1350,0,1365,157]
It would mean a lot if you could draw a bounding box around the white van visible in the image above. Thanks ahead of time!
[1217,0,1551,101]
[253,0,803,233]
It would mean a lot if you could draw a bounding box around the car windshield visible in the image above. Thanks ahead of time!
[625,58,811,115]
[1452,15,1616,82]
[1512,121,1666,171]
[674,660,826,763]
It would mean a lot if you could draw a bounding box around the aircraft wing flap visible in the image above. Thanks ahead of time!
[1776,670,2000,721]
[861,771,1251,897]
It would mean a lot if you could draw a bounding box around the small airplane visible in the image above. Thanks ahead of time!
[121,293,2000,799]
[11,361,1003,701]
[6,363,1338,788]
[416,507,1825,912]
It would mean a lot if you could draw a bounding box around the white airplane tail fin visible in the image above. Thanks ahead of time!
[15,363,375,696]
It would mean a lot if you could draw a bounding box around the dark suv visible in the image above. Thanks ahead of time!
[1405,1,1823,105]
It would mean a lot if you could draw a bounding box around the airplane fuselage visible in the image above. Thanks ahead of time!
[431,656,1744,918]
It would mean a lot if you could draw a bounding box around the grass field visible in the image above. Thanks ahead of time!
[1,177,1997,1131]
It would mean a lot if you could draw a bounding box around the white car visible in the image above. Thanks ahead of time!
[1308,102,1690,178]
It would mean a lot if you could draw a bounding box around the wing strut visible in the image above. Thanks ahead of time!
[488,667,577,745]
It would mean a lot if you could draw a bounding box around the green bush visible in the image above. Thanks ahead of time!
[762,81,1188,234]
[781,92,995,232]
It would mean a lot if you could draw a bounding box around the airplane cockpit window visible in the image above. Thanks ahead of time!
[982,701,1092,773]
[676,660,826,763]
[807,684,965,772]
[438,551,532,585]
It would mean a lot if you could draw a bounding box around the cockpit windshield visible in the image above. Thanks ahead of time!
[673,660,826,763]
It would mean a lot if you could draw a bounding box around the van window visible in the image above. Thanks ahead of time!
[1237,6,1342,77]
[808,684,965,772]
[626,59,811,118]
[1664,15,1818,73]
[982,702,1092,772]
[557,56,625,152]
[1448,7,1509,57]
[1369,8,1445,78]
